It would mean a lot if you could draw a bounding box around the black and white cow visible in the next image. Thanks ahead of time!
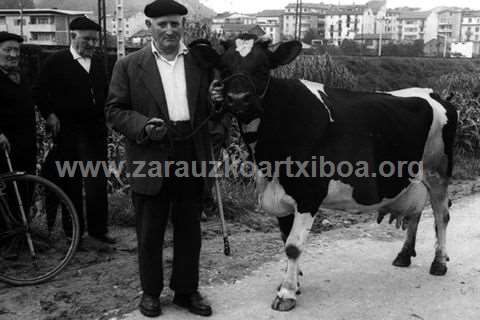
[191,36,457,311]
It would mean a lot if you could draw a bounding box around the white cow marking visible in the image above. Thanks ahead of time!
[300,79,334,122]
[235,39,254,57]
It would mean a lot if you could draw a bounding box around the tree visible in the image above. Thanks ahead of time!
[0,0,35,9]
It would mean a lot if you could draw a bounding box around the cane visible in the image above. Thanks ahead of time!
[209,141,231,256]
[4,149,38,260]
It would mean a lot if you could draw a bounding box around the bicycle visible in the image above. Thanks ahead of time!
[0,149,79,286]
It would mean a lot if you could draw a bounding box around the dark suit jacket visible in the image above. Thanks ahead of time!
[33,50,108,135]
[105,45,213,195]
[0,72,36,173]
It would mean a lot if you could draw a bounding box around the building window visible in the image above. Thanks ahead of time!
[0,16,5,25]
[14,19,26,26]
[31,32,56,41]
[476,35,479,41]
[468,18,472,23]
[30,16,54,24]
[476,27,480,32]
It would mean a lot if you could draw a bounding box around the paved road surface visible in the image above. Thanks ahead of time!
[116,195,480,320]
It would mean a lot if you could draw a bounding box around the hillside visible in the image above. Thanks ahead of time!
[33,0,216,19]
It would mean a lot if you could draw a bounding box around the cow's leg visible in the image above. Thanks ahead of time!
[393,211,422,267]
[425,172,450,276]
[272,211,315,312]
[277,214,303,295]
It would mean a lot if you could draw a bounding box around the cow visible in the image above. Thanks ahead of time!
[190,35,458,312]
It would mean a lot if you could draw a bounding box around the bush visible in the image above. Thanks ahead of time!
[272,54,357,89]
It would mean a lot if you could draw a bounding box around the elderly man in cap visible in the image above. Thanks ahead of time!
[0,31,36,176]
[106,0,226,317]
[33,16,114,245]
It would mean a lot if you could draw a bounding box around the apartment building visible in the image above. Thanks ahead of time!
[256,9,283,43]
[384,8,420,41]
[461,10,480,42]
[324,0,386,45]
[0,9,89,45]
[283,2,331,40]
[437,8,462,42]
[397,10,440,42]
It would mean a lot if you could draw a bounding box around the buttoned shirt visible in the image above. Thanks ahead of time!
[151,41,190,121]
[70,46,91,73]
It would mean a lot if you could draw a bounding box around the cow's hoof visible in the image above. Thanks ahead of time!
[429,261,447,276]
[392,253,411,267]
[271,296,296,312]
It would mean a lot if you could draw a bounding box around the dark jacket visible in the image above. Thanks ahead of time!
[0,71,36,173]
[105,45,214,195]
[33,49,108,135]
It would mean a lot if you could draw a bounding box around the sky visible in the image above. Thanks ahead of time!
[199,0,480,14]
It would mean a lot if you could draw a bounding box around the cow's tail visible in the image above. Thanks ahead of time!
[431,93,458,178]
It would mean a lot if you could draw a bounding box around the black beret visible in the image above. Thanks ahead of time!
[144,0,188,18]
[0,32,23,44]
[69,16,101,31]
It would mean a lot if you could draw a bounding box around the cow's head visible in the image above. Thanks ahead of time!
[190,35,302,122]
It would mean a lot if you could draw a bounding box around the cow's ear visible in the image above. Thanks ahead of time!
[269,40,302,68]
[189,40,220,69]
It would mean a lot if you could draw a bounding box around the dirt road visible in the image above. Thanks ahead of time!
[118,194,480,320]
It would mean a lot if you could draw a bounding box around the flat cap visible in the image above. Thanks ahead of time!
[144,0,188,18]
[0,32,23,44]
[69,16,101,31]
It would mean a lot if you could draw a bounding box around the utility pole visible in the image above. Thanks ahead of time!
[116,0,126,59]
[376,16,388,56]
[438,34,448,58]
[294,0,299,40]
[298,0,303,41]
[97,0,109,78]
[18,0,24,39]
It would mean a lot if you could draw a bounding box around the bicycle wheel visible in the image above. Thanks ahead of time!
[0,174,79,285]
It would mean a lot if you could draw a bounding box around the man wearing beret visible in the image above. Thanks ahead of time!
[0,31,36,180]
[106,0,225,317]
[0,32,37,247]
[33,17,114,245]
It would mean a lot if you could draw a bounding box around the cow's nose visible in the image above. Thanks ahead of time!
[226,92,252,106]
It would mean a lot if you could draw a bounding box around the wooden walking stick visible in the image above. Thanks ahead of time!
[209,141,231,256]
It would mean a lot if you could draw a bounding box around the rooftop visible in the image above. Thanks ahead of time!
[326,5,366,16]
[285,2,333,9]
[463,10,480,17]
[0,8,91,15]
[256,9,284,17]
[222,24,265,33]
[398,11,431,19]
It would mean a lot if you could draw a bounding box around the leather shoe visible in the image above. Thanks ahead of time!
[90,234,116,244]
[139,293,161,317]
[173,291,212,317]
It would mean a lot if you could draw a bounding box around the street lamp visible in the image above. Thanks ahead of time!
[437,34,448,58]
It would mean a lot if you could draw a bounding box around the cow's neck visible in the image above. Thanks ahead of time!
[240,117,261,159]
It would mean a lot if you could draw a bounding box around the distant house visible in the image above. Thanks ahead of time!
[130,29,151,46]
[423,38,450,56]
[0,9,90,45]
[354,32,393,49]
[221,24,265,39]
[256,9,283,43]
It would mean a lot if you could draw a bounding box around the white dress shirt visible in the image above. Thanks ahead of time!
[70,46,91,73]
[151,41,190,121]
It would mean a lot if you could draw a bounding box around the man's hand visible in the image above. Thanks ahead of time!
[209,80,224,113]
[0,134,10,153]
[145,118,168,141]
[46,113,60,137]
